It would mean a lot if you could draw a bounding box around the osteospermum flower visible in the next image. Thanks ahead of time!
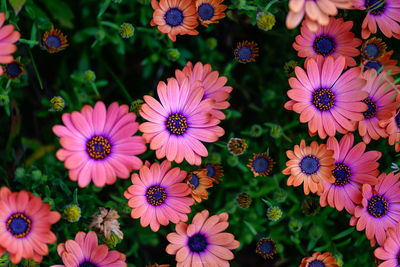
[227,137,247,155]
[247,153,275,177]
[0,12,20,73]
[282,139,335,195]
[380,109,400,152]
[360,37,387,61]
[362,50,400,75]
[43,26,68,53]
[350,172,400,246]
[255,238,277,259]
[293,17,362,67]
[53,101,147,187]
[300,252,339,267]
[185,168,215,203]
[319,133,381,214]
[285,56,367,139]
[166,209,240,266]
[0,187,60,264]
[374,222,400,266]
[195,0,227,27]
[150,0,198,42]
[174,61,233,120]
[357,70,397,144]
[234,41,259,63]
[139,77,224,165]
[353,0,400,39]
[203,163,224,182]
[52,231,126,267]
[124,160,195,232]
[2,61,23,80]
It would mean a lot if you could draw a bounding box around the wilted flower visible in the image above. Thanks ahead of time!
[236,192,252,208]
[63,203,81,223]
[88,207,123,239]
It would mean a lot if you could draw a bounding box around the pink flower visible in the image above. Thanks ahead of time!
[0,187,60,264]
[356,70,397,144]
[175,61,233,120]
[380,108,400,152]
[166,209,240,267]
[53,101,147,188]
[51,231,126,267]
[0,12,20,76]
[139,77,224,165]
[353,0,400,39]
[319,133,381,214]
[350,172,400,246]
[374,222,400,267]
[124,160,195,232]
[285,56,367,139]
[293,17,362,68]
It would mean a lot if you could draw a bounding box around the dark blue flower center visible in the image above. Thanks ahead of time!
[395,112,400,129]
[198,3,214,20]
[364,61,382,73]
[206,165,215,177]
[5,62,22,78]
[166,113,188,135]
[252,157,269,173]
[365,0,386,15]
[146,185,167,206]
[164,8,184,27]
[312,88,335,111]
[259,240,274,254]
[79,261,98,267]
[365,43,379,58]
[46,35,62,49]
[313,35,335,56]
[362,97,377,119]
[368,195,389,218]
[189,174,200,188]
[86,136,111,160]
[333,163,351,186]
[188,233,208,253]
[237,46,252,60]
[300,155,320,175]
[256,238,276,259]
[6,213,32,238]
[309,260,325,267]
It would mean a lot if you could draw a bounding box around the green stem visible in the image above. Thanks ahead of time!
[19,39,39,46]
[103,64,133,102]
[28,48,43,90]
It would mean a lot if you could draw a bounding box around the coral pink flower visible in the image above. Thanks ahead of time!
[0,187,60,264]
[362,50,400,75]
[175,61,233,120]
[53,101,146,188]
[380,108,400,152]
[293,17,362,68]
[124,160,194,232]
[374,222,400,267]
[139,77,224,165]
[350,172,400,246]
[166,209,240,267]
[0,12,20,76]
[353,0,400,39]
[285,56,367,139]
[300,252,339,267]
[319,133,381,214]
[356,70,397,144]
[51,231,126,267]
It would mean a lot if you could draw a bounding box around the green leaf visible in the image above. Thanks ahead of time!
[332,227,354,240]
[8,0,25,15]
[40,0,74,28]
[243,221,257,235]
[98,0,111,18]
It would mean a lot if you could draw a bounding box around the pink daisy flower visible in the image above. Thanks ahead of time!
[51,231,126,267]
[350,172,400,246]
[0,187,60,264]
[380,108,400,152]
[166,209,240,267]
[356,70,397,144]
[293,17,362,68]
[285,56,368,139]
[319,133,381,214]
[0,12,21,76]
[374,222,400,267]
[353,0,400,39]
[175,61,233,120]
[53,101,147,188]
[139,77,224,165]
[124,160,195,232]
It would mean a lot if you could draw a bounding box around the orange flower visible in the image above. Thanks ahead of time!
[282,139,335,195]
[195,0,227,27]
[185,168,215,203]
[150,0,198,42]
[300,252,339,267]
[43,26,68,53]
[362,50,400,75]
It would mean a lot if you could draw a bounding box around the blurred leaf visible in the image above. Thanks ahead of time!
[40,0,74,28]
[8,0,26,15]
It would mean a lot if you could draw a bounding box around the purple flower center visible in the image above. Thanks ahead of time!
[395,112,400,129]
[252,156,270,173]
[46,35,62,49]
[206,165,215,177]
[312,88,335,111]
[79,261,98,267]
[365,0,386,15]
[237,46,252,61]
[189,174,200,188]
[6,213,32,238]
[368,195,388,218]
[198,3,214,20]
[166,113,188,135]
[309,260,325,267]
[146,185,167,206]
[188,233,208,252]
[364,61,383,73]
[5,62,22,78]
[333,163,351,186]
[362,97,377,119]
[300,155,320,175]
[86,136,111,160]
[365,43,379,58]
[313,35,335,56]
[164,8,184,27]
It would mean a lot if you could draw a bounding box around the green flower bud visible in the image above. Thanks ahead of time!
[15,167,25,179]
[83,70,96,83]
[31,169,42,181]
[270,125,283,139]
[288,219,302,232]
[249,124,263,137]
[227,155,239,167]
[166,48,180,61]
[274,189,287,203]
[206,38,218,50]
[309,225,323,240]
[0,93,10,106]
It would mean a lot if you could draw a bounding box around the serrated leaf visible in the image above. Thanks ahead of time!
[8,0,25,15]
